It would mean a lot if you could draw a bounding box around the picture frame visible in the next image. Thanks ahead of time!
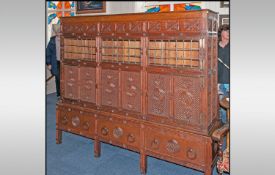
[220,1,229,8]
[76,1,106,14]
[219,15,229,26]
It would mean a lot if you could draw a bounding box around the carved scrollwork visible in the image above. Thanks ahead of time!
[166,139,180,153]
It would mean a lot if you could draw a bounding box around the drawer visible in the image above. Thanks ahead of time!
[97,114,140,150]
[144,125,206,166]
[58,106,95,138]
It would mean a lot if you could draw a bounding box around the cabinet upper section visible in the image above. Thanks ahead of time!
[61,10,218,38]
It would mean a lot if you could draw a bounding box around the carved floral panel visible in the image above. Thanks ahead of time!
[174,76,201,125]
[122,71,141,112]
[147,73,170,117]
[64,65,79,100]
[101,69,119,107]
[79,67,96,103]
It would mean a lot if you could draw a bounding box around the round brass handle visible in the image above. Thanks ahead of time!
[71,116,80,127]
[83,122,90,130]
[61,116,68,125]
[113,127,123,139]
[101,127,109,136]
[127,134,135,143]
[187,148,197,160]
[151,139,160,150]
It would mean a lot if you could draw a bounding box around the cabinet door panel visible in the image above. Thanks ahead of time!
[80,67,96,103]
[122,71,141,112]
[174,76,201,126]
[147,73,170,117]
[101,69,119,108]
[64,65,79,100]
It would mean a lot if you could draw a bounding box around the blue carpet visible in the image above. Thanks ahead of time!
[47,93,219,175]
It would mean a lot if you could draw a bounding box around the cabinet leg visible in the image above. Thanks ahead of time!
[204,167,212,175]
[140,153,147,175]
[94,139,101,158]
[56,129,62,144]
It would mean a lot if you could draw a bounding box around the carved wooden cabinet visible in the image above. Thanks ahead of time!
[56,10,220,175]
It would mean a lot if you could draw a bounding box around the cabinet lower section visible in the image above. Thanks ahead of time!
[56,103,217,175]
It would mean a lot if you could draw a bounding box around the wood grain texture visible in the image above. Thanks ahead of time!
[57,10,220,175]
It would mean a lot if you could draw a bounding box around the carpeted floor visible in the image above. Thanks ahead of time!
[46,93,219,175]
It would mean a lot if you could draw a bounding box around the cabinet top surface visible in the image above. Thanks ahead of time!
[61,10,217,23]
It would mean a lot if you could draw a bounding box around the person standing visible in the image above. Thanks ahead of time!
[218,24,230,123]
[46,24,61,98]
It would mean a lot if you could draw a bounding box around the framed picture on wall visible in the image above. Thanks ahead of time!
[219,15,229,26]
[220,1,229,8]
[76,1,106,14]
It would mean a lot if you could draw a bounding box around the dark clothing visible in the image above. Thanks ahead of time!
[218,43,230,84]
[46,36,60,97]
[55,61,60,97]
[46,36,59,76]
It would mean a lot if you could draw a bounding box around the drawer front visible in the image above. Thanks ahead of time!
[58,107,95,138]
[97,115,140,150]
[144,125,206,166]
